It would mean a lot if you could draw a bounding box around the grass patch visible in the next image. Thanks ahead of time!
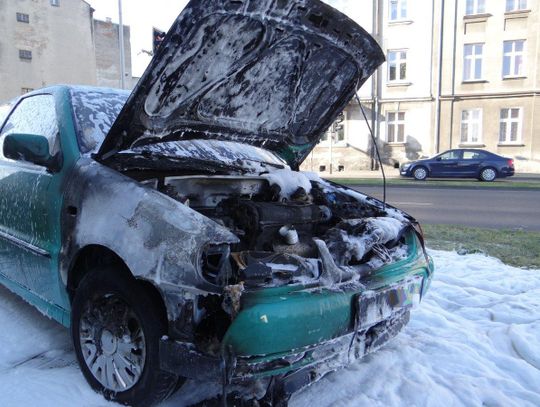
[328,178,540,189]
[422,224,540,269]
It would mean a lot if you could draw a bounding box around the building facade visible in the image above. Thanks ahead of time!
[0,0,97,100]
[0,0,134,103]
[438,0,540,172]
[94,18,137,90]
[303,0,540,173]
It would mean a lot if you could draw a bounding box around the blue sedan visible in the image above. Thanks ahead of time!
[400,149,515,181]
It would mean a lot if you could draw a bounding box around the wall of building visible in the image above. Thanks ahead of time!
[0,0,97,101]
[94,18,134,89]
[306,0,540,173]
[304,0,436,174]
[438,0,540,172]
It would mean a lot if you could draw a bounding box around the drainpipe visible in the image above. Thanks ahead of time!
[329,128,334,174]
[434,0,445,154]
[371,0,383,171]
[118,0,126,90]
[448,0,459,149]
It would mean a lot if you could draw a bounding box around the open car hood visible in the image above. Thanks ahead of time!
[97,0,384,169]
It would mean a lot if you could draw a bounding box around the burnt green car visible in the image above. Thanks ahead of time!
[0,0,433,406]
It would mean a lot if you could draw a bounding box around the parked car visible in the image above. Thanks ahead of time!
[0,1,433,406]
[400,149,515,181]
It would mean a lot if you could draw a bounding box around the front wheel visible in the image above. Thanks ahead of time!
[413,166,428,181]
[479,167,497,182]
[71,267,180,406]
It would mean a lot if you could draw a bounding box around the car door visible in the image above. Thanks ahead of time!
[0,94,60,298]
[429,150,462,177]
[458,150,485,177]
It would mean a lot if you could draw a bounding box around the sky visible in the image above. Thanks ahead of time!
[85,0,355,78]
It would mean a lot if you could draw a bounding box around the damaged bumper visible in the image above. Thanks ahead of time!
[160,309,411,395]
[159,237,433,394]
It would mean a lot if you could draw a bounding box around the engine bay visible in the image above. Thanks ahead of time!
[147,174,414,289]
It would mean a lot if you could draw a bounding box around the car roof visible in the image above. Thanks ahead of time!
[22,85,130,99]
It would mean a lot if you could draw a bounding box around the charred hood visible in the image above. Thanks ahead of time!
[97,0,385,168]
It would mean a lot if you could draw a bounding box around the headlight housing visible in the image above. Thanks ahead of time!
[200,243,231,285]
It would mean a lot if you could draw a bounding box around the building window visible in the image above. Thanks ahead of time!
[50,0,60,6]
[387,112,406,143]
[389,0,407,21]
[499,108,522,143]
[463,44,483,81]
[506,0,527,12]
[461,109,482,144]
[16,12,30,23]
[503,40,525,78]
[19,50,32,60]
[466,0,485,15]
[388,50,407,82]
[21,88,34,95]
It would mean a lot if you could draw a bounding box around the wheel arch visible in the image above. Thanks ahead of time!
[415,164,430,174]
[67,245,168,326]
[478,165,498,174]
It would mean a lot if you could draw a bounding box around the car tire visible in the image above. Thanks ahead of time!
[71,266,181,407]
[413,166,428,181]
[479,167,497,182]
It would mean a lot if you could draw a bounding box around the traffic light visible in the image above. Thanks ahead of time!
[153,28,166,55]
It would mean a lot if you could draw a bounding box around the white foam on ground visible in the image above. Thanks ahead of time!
[0,250,538,406]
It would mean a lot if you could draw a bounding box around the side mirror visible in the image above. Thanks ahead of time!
[3,133,61,172]
[436,157,442,161]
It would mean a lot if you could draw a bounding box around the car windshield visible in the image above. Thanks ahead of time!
[70,87,130,154]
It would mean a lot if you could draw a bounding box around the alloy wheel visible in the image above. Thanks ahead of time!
[481,168,496,182]
[414,167,427,181]
[79,295,146,392]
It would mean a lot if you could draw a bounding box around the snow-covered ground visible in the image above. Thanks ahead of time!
[0,250,539,407]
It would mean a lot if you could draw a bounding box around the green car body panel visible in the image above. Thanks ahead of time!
[0,87,80,326]
[223,232,433,359]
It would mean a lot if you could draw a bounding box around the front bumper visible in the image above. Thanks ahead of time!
[160,232,433,401]
[400,167,413,177]
[160,268,431,388]
[160,308,412,399]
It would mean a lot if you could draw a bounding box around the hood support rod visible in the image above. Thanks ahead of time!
[355,92,387,209]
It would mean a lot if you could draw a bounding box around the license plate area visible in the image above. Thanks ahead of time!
[354,276,424,329]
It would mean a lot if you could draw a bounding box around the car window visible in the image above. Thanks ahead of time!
[438,151,461,160]
[0,94,59,162]
[70,87,130,154]
[463,151,486,160]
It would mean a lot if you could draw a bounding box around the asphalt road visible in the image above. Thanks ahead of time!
[350,184,540,231]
